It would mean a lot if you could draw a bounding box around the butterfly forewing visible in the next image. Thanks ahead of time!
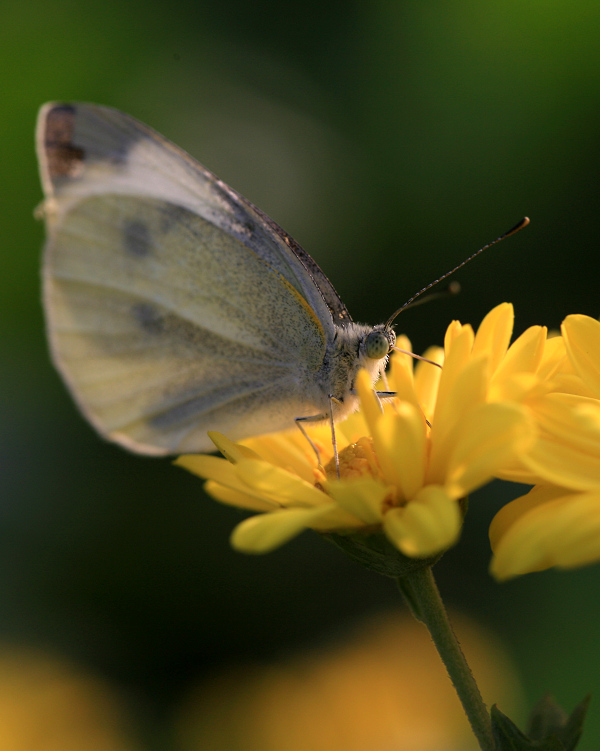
[38,103,339,454]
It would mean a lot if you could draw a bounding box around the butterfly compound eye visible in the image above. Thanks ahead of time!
[365,329,395,360]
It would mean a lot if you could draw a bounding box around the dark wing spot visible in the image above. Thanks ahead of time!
[44,105,85,179]
[132,303,164,334]
[123,219,152,258]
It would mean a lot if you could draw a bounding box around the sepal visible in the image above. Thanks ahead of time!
[321,530,442,577]
[491,695,590,751]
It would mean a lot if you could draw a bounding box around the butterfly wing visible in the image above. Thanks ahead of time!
[37,103,348,454]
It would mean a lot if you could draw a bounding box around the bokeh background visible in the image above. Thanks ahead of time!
[2,1,600,748]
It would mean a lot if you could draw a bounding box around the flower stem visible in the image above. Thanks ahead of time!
[396,566,495,751]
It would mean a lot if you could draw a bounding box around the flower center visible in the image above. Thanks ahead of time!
[323,437,382,481]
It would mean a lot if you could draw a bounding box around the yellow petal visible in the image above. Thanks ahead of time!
[428,354,489,484]
[208,431,262,463]
[338,410,371,446]
[489,485,564,551]
[444,320,469,350]
[437,326,476,412]
[549,372,598,399]
[235,459,329,508]
[562,314,600,398]
[388,333,415,392]
[389,349,420,409]
[413,345,444,419]
[243,429,325,484]
[488,372,548,403]
[519,394,600,490]
[444,403,535,498]
[373,402,427,500]
[356,368,383,433]
[472,303,514,373]
[491,325,547,383]
[326,477,390,524]
[537,334,568,380]
[204,480,276,512]
[175,455,279,508]
[490,486,600,579]
[383,486,461,557]
[231,505,338,553]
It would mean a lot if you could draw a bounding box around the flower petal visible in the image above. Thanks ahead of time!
[488,372,550,403]
[175,455,279,509]
[243,429,327,484]
[204,481,275,512]
[389,348,420,409]
[208,431,262,463]
[428,354,489,484]
[231,505,339,553]
[356,369,400,488]
[538,334,568,380]
[413,346,444,419]
[490,486,600,579]
[374,402,427,500]
[489,485,562,551]
[437,326,476,412]
[491,325,547,383]
[383,486,461,557]
[235,459,330,507]
[562,314,600,398]
[356,368,384,432]
[327,477,390,524]
[444,403,536,498]
[472,303,514,373]
[519,394,600,490]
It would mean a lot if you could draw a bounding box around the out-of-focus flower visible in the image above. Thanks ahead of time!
[0,645,138,751]
[174,610,523,751]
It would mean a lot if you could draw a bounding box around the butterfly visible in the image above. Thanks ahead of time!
[36,103,397,457]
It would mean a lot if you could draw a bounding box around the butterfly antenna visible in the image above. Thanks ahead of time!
[385,217,530,328]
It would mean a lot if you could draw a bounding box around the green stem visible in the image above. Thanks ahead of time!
[397,566,495,751]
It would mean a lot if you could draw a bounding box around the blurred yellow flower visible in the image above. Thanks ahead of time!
[177,304,537,560]
[174,610,523,751]
[0,646,138,751]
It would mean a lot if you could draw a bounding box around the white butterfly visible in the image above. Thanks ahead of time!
[36,103,396,456]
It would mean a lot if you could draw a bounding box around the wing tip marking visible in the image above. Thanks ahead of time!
[38,103,86,184]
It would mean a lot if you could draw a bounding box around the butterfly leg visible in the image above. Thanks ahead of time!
[295,416,323,467]
[373,389,431,427]
[295,394,342,478]
[348,389,397,414]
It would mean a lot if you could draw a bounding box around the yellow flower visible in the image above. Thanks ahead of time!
[177,304,536,562]
[488,313,600,579]
[486,311,600,492]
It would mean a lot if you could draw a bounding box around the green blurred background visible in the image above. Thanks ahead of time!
[2,0,600,748]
